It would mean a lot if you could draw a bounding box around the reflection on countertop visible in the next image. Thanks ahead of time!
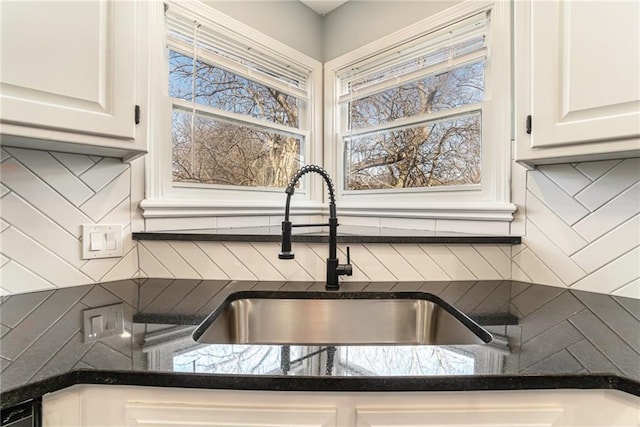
[146,328,509,378]
[1,279,639,406]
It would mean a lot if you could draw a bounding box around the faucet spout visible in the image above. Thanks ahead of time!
[279,165,353,291]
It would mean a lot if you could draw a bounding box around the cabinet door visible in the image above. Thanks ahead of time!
[0,0,136,140]
[356,406,564,427]
[531,0,639,147]
[515,0,640,165]
[124,402,337,427]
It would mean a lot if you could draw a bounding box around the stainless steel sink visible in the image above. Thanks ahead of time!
[192,291,492,346]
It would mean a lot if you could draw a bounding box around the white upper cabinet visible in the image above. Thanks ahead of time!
[0,0,147,160]
[515,0,640,167]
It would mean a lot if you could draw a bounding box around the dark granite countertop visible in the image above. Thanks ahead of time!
[133,225,521,244]
[2,371,638,409]
[1,279,638,408]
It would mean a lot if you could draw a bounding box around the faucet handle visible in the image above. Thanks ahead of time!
[336,246,353,277]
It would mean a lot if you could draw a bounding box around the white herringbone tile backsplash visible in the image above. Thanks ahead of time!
[0,148,138,294]
[137,241,512,283]
[1,147,638,298]
[514,159,640,299]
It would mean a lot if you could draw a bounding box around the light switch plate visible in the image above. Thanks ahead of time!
[82,224,123,259]
[83,303,125,342]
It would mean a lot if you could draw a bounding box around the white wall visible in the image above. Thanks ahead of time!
[322,1,462,61]
[204,0,324,61]
[203,0,462,62]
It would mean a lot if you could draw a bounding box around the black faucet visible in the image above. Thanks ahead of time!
[279,165,353,291]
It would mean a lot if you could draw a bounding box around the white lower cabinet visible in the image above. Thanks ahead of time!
[124,402,337,427]
[42,385,639,427]
[355,406,564,427]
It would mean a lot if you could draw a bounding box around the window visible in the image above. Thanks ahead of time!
[340,13,488,191]
[169,57,305,189]
[325,1,514,221]
[166,5,310,189]
[142,1,323,225]
[142,1,513,227]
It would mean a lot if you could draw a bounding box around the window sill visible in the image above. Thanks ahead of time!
[139,199,517,224]
[338,202,517,222]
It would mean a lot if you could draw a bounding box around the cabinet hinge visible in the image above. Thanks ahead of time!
[135,105,141,125]
[526,115,532,134]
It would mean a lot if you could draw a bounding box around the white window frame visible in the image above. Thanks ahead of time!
[141,0,514,230]
[140,0,324,230]
[324,0,515,222]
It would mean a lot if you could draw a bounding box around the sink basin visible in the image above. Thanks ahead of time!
[192,291,492,346]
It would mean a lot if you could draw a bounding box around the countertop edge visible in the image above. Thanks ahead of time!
[2,370,638,409]
[132,232,522,245]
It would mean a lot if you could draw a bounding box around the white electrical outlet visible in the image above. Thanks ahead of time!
[82,225,124,259]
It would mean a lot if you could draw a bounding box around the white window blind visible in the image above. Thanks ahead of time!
[337,11,490,105]
[165,1,311,101]
[165,1,315,190]
[333,9,491,192]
